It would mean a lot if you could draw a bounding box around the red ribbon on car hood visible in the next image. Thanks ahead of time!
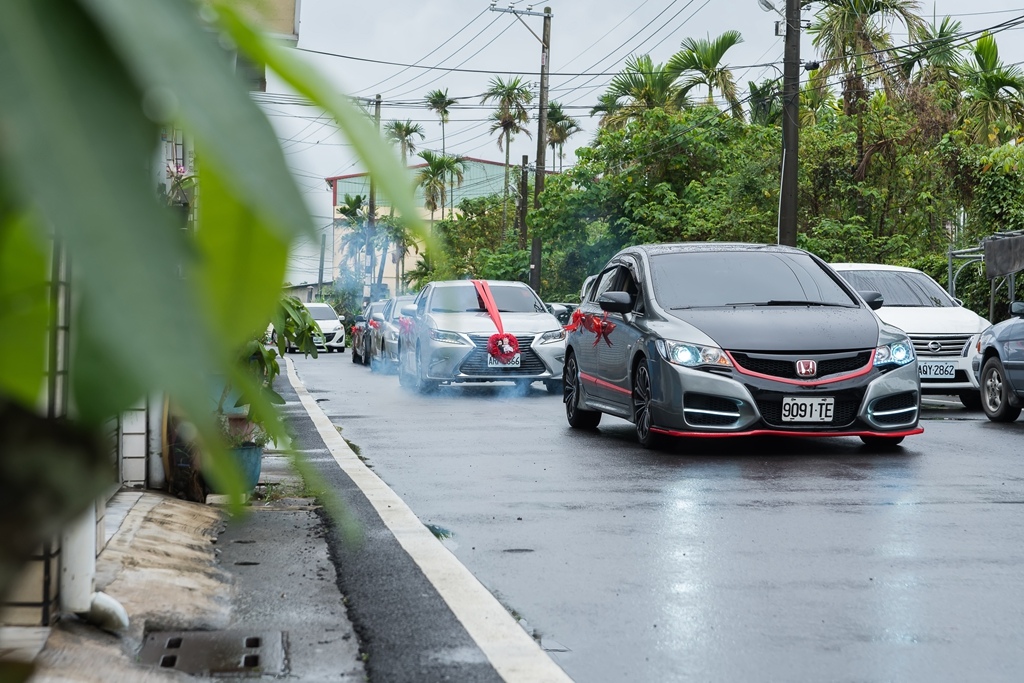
[471,279,519,362]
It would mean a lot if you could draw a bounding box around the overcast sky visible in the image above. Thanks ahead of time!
[270,0,1024,282]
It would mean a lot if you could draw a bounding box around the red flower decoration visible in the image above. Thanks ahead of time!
[368,319,380,330]
[487,333,520,364]
[578,312,615,346]
[350,325,359,336]
[398,316,415,336]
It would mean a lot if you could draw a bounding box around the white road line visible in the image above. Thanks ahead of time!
[285,358,573,683]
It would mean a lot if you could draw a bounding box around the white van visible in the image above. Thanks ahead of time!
[831,263,989,408]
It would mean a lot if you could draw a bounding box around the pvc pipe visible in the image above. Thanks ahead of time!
[61,504,129,633]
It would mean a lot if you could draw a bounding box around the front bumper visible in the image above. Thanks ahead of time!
[316,330,346,349]
[647,355,922,437]
[422,333,565,382]
[917,354,978,393]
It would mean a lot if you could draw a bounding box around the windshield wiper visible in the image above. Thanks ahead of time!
[725,300,848,307]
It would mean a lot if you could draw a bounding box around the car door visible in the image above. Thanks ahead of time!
[400,285,431,369]
[1003,315,1024,391]
[573,267,617,400]
[596,259,646,407]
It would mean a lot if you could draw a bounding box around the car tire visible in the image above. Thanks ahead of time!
[981,357,1022,422]
[859,435,905,449]
[545,380,563,395]
[563,352,600,429]
[415,345,438,394]
[958,391,982,411]
[351,344,360,364]
[632,361,662,449]
[362,340,371,366]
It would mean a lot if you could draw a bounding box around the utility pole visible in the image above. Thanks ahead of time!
[317,233,326,301]
[489,3,551,293]
[518,155,529,249]
[779,0,800,247]
[366,94,381,305]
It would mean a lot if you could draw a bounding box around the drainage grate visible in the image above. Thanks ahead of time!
[139,630,286,676]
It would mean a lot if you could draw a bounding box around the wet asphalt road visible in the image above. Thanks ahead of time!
[292,352,1024,683]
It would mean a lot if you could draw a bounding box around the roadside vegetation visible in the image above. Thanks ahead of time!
[351,1,1024,320]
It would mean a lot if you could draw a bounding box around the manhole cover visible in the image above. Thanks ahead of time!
[139,630,286,676]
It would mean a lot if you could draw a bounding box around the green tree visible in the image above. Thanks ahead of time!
[666,30,745,119]
[597,54,686,130]
[481,76,533,234]
[748,78,782,126]
[425,88,458,216]
[546,101,582,172]
[958,33,1024,145]
[384,119,425,165]
[416,150,466,229]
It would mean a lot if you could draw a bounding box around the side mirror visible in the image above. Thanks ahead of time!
[859,290,884,311]
[371,312,385,323]
[1011,301,1024,317]
[338,315,345,322]
[599,291,633,314]
[355,314,366,323]
[400,304,417,318]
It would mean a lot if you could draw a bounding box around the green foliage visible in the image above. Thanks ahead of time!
[0,0,420,608]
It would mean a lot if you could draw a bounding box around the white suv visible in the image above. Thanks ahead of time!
[831,263,989,409]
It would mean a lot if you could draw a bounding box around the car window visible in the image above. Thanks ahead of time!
[389,297,414,321]
[650,251,858,309]
[838,269,955,307]
[589,267,621,303]
[382,299,394,320]
[416,286,431,315]
[305,305,338,321]
[430,284,545,313]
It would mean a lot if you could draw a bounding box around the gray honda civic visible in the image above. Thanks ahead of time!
[563,243,923,449]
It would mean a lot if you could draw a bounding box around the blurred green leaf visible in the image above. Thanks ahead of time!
[0,213,48,406]
[0,0,217,425]
[213,3,429,247]
[79,0,314,242]
[195,165,289,350]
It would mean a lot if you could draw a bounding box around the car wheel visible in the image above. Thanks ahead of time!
[958,391,982,411]
[563,352,600,429]
[362,340,371,366]
[544,380,563,395]
[351,343,360,364]
[415,345,437,394]
[859,435,905,448]
[981,357,1022,422]
[398,345,412,388]
[632,361,662,449]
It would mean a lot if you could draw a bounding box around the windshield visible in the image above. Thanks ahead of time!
[430,283,546,313]
[306,305,338,321]
[650,251,858,309]
[389,297,415,321]
[837,269,955,307]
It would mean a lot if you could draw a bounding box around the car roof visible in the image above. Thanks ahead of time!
[620,242,808,258]
[829,263,922,274]
[431,279,529,288]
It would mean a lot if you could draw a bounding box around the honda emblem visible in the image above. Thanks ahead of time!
[795,359,817,377]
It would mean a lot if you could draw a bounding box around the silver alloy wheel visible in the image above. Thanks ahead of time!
[984,364,1004,413]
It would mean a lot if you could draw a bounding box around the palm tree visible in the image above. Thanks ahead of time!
[546,101,582,172]
[666,30,745,119]
[799,70,838,127]
[425,89,458,215]
[383,119,424,166]
[897,15,964,88]
[959,33,1024,145]
[335,193,366,271]
[809,0,924,170]
[481,76,533,234]
[597,54,686,130]
[416,150,466,231]
[748,78,782,126]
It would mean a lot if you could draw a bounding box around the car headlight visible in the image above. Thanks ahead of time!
[429,329,469,345]
[539,329,566,344]
[655,339,733,368]
[874,339,915,367]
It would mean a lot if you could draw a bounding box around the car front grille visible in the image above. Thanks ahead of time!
[459,334,547,376]
[910,334,972,357]
[869,391,918,425]
[731,351,872,380]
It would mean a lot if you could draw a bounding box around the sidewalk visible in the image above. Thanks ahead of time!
[20,444,364,682]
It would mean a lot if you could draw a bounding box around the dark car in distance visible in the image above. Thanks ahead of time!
[350,300,387,366]
[973,300,1024,422]
[563,243,923,449]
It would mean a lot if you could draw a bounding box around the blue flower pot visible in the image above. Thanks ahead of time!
[208,445,263,494]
